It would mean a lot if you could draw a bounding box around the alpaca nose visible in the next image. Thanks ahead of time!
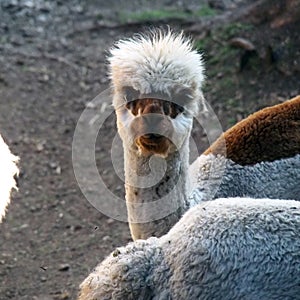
[143,114,166,129]
[127,98,173,141]
[130,113,173,141]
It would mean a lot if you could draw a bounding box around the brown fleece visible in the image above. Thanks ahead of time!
[204,95,300,166]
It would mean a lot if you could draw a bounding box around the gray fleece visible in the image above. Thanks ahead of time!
[78,198,300,300]
[189,153,300,206]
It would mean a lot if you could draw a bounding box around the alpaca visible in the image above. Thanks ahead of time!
[0,134,19,222]
[109,30,300,240]
[78,197,300,300]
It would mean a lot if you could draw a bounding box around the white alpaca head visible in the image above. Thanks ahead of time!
[109,30,205,157]
[79,238,161,300]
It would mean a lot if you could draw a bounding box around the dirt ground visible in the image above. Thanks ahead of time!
[0,0,299,299]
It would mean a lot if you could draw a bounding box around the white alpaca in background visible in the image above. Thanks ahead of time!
[78,198,300,300]
[0,135,19,222]
[109,30,300,240]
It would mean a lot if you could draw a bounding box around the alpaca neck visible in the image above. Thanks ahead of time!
[124,141,190,240]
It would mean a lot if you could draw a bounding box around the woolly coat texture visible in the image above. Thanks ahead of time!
[78,198,300,300]
[189,153,300,206]
[0,135,18,222]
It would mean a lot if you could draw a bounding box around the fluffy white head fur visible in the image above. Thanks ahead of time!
[109,30,205,114]
[0,135,19,222]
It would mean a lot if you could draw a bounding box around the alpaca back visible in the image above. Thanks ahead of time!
[189,154,300,205]
[159,198,300,299]
[79,198,300,300]
[205,95,300,165]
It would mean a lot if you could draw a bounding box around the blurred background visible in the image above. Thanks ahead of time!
[0,0,299,299]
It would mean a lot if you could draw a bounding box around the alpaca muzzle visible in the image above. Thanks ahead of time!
[130,113,173,155]
[127,99,177,156]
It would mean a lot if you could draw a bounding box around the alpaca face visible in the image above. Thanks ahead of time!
[115,95,193,157]
[110,30,205,158]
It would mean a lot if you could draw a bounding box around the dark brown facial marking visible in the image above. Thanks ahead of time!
[126,98,184,118]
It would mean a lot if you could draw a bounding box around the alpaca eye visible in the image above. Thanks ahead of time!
[163,101,171,115]
[125,100,139,116]
[170,103,185,118]
[177,104,185,114]
[125,102,132,110]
